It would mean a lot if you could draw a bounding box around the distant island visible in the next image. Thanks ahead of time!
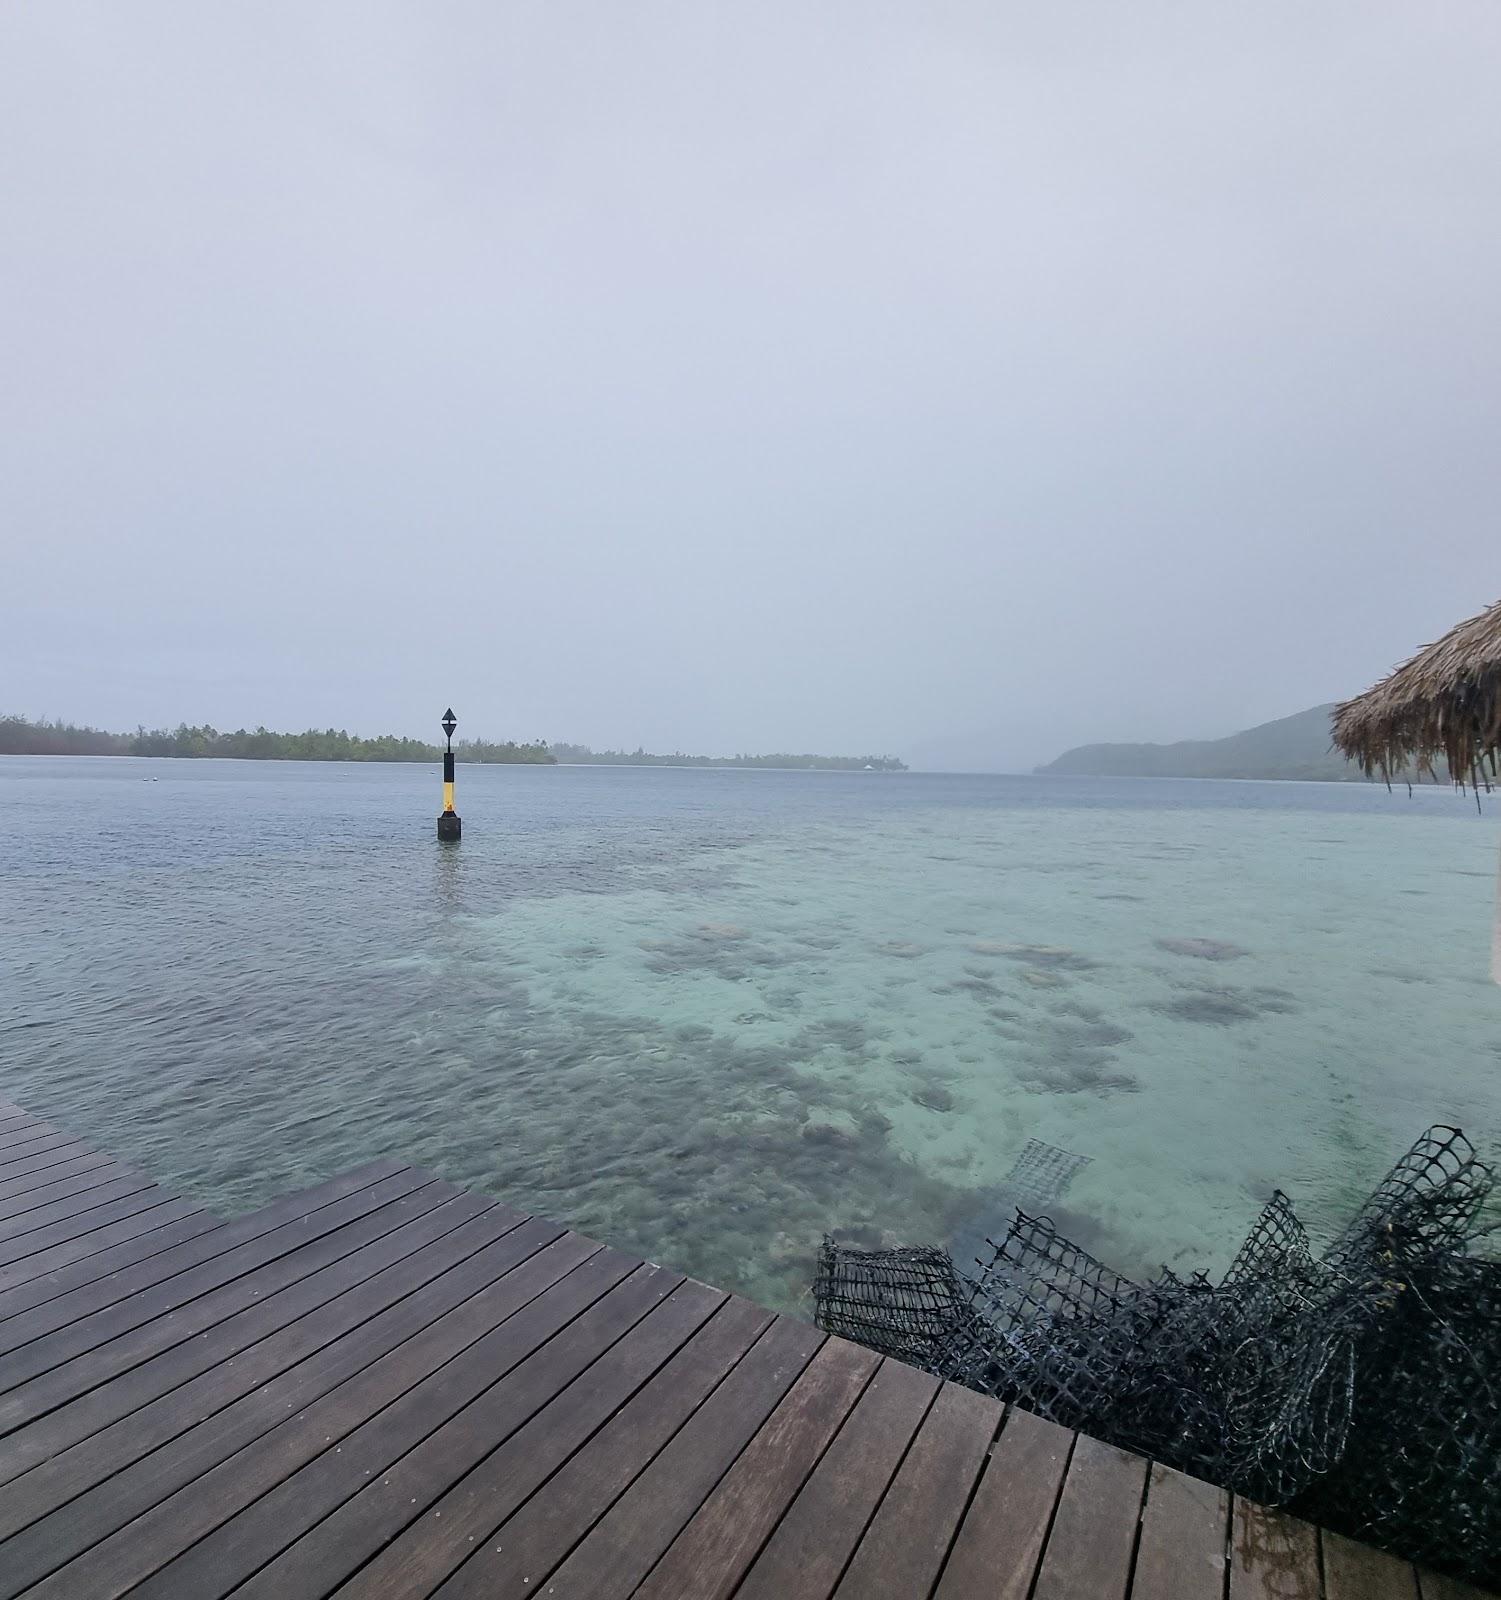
[549,744,906,771]
[0,716,555,764]
[0,716,905,772]
[1037,704,1428,783]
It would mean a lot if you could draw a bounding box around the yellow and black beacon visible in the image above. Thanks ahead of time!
[437,707,462,841]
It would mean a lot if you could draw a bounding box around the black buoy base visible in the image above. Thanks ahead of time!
[437,812,462,841]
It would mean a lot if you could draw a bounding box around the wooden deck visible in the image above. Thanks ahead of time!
[0,1098,1486,1599]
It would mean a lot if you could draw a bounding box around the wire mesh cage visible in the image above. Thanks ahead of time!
[811,1244,981,1369]
[1001,1138,1093,1209]
[813,1125,1501,1589]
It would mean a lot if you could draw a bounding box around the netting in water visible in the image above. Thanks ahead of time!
[1002,1137,1092,1209]
[813,1126,1501,1588]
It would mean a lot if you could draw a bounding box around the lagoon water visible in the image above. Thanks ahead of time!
[2,755,1497,1311]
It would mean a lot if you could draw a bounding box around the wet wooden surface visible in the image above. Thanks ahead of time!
[0,1098,1488,1599]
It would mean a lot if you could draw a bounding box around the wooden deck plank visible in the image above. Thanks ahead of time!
[0,1122,56,1154]
[1031,1432,1148,1600]
[0,1196,209,1297]
[634,1336,881,1600]
[0,1184,452,1388]
[0,1187,174,1268]
[734,1357,939,1600]
[0,1161,142,1225]
[400,1295,775,1600]
[0,1163,419,1382]
[0,1144,101,1196]
[0,1126,68,1164]
[245,1276,724,1600]
[0,1204,539,1599]
[0,1128,51,1159]
[0,1174,158,1243]
[0,1131,68,1163]
[1324,1529,1419,1598]
[0,1167,407,1352]
[832,1379,1002,1600]
[534,1313,825,1600]
[0,1103,1484,1600]
[0,1187,487,1541]
[0,1208,222,1330]
[1228,1497,1322,1600]
[0,1190,196,1286]
[0,1152,116,1206]
[934,1404,1074,1600]
[0,1135,83,1171]
[25,1230,605,1600]
[231,1263,703,1600]
[1131,1462,1229,1600]
[148,1251,659,1600]
[0,1169,436,1435]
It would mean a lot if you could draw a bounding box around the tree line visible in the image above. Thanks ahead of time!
[1,716,907,771]
[548,743,907,770]
[0,716,553,764]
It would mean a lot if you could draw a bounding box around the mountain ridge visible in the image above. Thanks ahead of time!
[1036,704,1363,781]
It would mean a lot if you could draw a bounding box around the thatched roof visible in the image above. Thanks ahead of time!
[1332,599,1501,788]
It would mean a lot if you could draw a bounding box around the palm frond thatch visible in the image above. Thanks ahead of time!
[1332,599,1501,789]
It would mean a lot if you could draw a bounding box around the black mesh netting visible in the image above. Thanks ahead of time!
[813,1126,1501,1588]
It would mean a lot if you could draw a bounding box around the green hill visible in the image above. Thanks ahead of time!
[1037,704,1363,781]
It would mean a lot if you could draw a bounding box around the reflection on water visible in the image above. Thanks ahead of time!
[433,835,465,915]
[1,756,1497,1311]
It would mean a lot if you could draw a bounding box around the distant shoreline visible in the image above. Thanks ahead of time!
[0,717,906,773]
[1033,703,1454,786]
[2,750,1437,786]
[0,751,913,775]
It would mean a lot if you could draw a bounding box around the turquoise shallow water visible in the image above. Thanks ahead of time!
[1,756,1497,1311]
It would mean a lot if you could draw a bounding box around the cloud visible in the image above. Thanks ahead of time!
[3,2,1498,767]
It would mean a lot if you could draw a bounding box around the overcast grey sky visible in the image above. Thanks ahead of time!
[3,3,1498,769]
